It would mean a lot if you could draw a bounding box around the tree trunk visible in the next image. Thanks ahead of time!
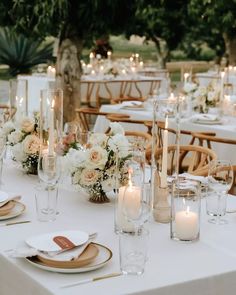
[223,33,236,65]
[151,36,169,69]
[56,37,83,123]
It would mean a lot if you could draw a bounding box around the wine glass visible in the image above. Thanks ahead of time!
[122,182,152,232]
[207,160,233,225]
[38,152,61,188]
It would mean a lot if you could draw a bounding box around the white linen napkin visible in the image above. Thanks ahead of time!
[8,242,89,261]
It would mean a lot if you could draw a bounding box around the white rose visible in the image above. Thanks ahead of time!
[108,134,130,157]
[79,168,101,186]
[101,177,116,192]
[8,130,23,145]
[207,91,215,102]
[20,117,35,133]
[22,134,40,154]
[11,143,26,162]
[183,82,197,93]
[86,146,108,169]
[67,148,87,170]
[89,133,108,147]
[109,122,124,135]
[2,121,15,136]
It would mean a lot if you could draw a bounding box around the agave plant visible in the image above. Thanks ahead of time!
[0,27,53,76]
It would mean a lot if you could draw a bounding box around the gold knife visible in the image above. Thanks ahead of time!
[0,220,31,227]
[61,272,122,288]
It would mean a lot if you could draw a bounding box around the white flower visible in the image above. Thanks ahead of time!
[207,91,216,102]
[2,121,15,136]
[11,143,26,162]
[108,134,130,157]
[20,117,35,133]
[79,168,101,186]
[66,148,87,170]
[183,82,197,93]
[89,133,108,148]
[22,134,40,154]
[109,122,124,135]
[101,177,116,192]
[86,146,108,169]
[8,130,23,145]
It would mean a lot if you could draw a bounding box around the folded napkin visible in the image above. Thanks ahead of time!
[192,114,219,122]
[179,173,208,185]
[121,101,143,108]
[0,193,21,208]
[8,242,89,261]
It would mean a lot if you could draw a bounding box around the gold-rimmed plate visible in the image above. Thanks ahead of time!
[0,201,25,221]
[26,243,112,273]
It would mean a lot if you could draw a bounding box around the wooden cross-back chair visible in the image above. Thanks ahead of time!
[190,132,236,194]
[98,78,162,105]
[0,105,16,125]
[151,144,217,177]
[75,107,130,131]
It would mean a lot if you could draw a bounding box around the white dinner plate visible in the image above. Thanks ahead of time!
[191,119,222,125]
[0,201,25,221]
[26,243,112,273]
[25,230,89,252]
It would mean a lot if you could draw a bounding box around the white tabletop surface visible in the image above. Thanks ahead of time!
[1,159,236,294]
[94,104,236,164]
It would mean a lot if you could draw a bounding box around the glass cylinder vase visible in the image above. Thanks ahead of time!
[170,179,201,242]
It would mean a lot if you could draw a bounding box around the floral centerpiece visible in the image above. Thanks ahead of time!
[6,115,40,174]
[183,81,220,113]
[64,123,130,203]
[103,60,129,77]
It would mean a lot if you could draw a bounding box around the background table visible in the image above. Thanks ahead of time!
[1,160,236,294]
[94,104,236,164]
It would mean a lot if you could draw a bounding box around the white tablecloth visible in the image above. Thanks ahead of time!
[1,161,236,294]
[94,104,236,164]
[17,75,55,115]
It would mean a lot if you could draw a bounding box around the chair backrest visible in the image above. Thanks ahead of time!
[125,131,152,151]
[153,144,217,176]
[0,104,16,125]
[98,79,162,105]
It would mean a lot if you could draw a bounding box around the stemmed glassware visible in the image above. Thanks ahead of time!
[122,182,152,231]
[207,159,233,225]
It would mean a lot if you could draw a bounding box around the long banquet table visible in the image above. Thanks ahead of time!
[94,104,236,164]
[2,159,236,294]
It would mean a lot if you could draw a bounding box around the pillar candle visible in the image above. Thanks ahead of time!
[175,206,198,240]
[47,66,56,79]
[117,186,134,232]
[122,184,141,220]
[161,116,168,188]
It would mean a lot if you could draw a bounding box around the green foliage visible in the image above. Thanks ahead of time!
[0,27,53,76]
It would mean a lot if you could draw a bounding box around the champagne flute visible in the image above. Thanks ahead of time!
[38,152,60,188]
[207,160,233,225]
[122,183,152,232]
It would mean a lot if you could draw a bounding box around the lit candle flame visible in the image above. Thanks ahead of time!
[51,99,55,108]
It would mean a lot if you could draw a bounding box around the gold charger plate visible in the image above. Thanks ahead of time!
[26,243,112,273]
[0,201,16,216]
[0,201,25,220]
[37,243,99,269]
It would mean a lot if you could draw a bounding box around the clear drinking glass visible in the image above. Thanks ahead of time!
[207,159,233,225]
[119,227,149,275]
